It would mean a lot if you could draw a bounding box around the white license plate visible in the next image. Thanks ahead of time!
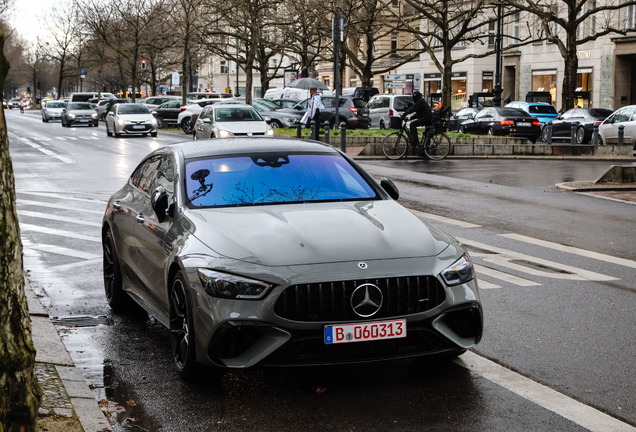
[132,125,145,129]
[324,319,406,344]
[517,122,531,127]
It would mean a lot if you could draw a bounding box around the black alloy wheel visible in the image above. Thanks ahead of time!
[103,230,133,312]
[487,127,494,136]
[170,271,197,379]
[576,127,586,144]
[541,127,549,143]
[182,118,193,134]
[458,125,465,134]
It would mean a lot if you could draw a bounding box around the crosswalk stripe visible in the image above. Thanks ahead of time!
[17,137,75,163]
[18,191,107,204]
[17,199,105,215]
[24,244,100,260]
[500,233,636,270]
[18,210,101,227]
[20,224,101,243]
[409,209,481,228]
[477,279,501,289]
[474,264,540,286]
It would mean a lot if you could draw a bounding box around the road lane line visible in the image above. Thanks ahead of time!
[409,209,481,228]
[576,192,636,206]
[24,244,100,260]
[17,191,107,204]
[18,210,101,227]
[474,264,541,286]
[20,224,101,243]
[47,258,102,271]
[55,137,67,140]
[458,238,617,282]
[476,280,501,289]
[454,351,636,432]
[17,138,75,163]
[17,199,105,215]
[500,233,636,270]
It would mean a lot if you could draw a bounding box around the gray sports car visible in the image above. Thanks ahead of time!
[102,138,482,378]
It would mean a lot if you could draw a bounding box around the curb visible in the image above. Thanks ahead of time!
[26,278,112,431]
[555,182,636,192]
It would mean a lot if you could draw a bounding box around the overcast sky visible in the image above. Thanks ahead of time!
[9,0,66,43]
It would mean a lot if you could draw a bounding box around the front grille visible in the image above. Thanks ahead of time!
[274,276,445,322]
[233,132,266,136]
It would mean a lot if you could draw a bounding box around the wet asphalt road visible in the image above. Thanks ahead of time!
[7,109,636,431]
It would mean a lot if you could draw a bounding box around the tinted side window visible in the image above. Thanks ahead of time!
[130,160,150,188]
[614,108,634,123]
[322,97,336,108]
[570,110,584,119]
[153,156,175,203]
[353,98,367,108]
[561,110,574,119]
[475,110,489,119]
[138,157,162,194]
[393,97,412,111]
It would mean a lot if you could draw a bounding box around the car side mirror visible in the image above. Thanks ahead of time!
[108,112,114,116]
[556,116,563,120]
[380,177,399,200]
[202,118,211,124]
[262,116,271,123]
[151,186,169,222]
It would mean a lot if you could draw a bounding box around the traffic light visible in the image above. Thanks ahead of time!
[102,84,106,91]
[141,60,147,70]
[27,86,30,93]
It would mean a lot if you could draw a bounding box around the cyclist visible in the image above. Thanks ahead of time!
[19,100,24,113]
[400,90,432,147]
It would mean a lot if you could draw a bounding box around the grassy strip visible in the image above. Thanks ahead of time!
[274,127,472,138]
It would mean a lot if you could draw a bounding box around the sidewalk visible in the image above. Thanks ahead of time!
[26,278,112,432]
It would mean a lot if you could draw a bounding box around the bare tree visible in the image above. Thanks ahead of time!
[23,40,45,105]
[506,0,636,110]
[0,7,43,432]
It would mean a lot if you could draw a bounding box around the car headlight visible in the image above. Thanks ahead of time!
[67,113,76,119]
[283,117,296,123]
[218,129,233,138]
[440,255,474,286]
[197,269,271,299]
[150,117,157,124]
[117,118,125,126]
[266,128,275,136]
[92,112,98,118]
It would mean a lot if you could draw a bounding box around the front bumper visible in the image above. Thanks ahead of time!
[114,123,157,134]
[67,116,98,126]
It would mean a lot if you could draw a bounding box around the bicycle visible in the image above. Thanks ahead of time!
[382,110,452,161]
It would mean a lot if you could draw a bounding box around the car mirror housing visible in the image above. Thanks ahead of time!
[262,116,271,123]
[202,118,211,124]
[151,186,169,222]
[380,177,399,200]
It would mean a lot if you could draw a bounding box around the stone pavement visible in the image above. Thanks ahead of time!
[26,278,112,431]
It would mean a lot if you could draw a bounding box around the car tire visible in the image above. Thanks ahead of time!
[150,132,157,137]
[102,229,135,312]
[270,119,283,129]
[170,270,198,379]
[487,127,494,136]
[379,120,386,130]
[192,132,197,140]
[182,118,193,134]
[576,127,586,144]
[541,127,549,143]
[100,113,106,121]
[114,129,121,138]
[106,123,113,137]
[458,125,465,134]
[598,135,603,145]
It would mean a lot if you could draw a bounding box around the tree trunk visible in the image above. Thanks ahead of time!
[562,34,578,112]
[0,32,43,432]
[441,54,453,108]
[245,37,257,105]
[57,58,65,100]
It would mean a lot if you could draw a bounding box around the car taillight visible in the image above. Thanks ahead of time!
[533,121,541,126]
[349,107,358,114]
[593,121,602,125]
[500,120,514,126]
[180,107,186,112]
[389,108,395,117]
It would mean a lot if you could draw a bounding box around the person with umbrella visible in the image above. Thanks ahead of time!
[308,86,322,140]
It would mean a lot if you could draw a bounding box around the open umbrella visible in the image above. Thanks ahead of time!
[288,78,329,91]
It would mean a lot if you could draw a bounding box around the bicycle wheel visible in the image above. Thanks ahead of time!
[424,133,451,161]
[382,132,408,160]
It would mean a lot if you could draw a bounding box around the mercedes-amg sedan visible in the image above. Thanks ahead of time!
[102,138,483,378]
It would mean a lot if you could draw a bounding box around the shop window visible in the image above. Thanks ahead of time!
[323,77,330,87]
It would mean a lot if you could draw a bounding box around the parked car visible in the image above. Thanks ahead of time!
[151,100,185,128]
[41,100,67,122]
[263,87,285,100]
[367,94,413,129]
[278,96,370,129]
[105,103,157,137]
[177,99,243,134]
[101,137,483,377]
[505,101,559,128]
[192,103,274,140]
[234,98,302,128]
[598,105,636,145]
[341,86,379,102]
[143,96,180,110]
[61,102,99,127]
[447,108,481,132]
[544,108,613,144]
[459,107,541,142]
[270,99,300,109]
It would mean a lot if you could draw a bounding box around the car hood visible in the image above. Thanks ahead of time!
[117,114,154,121]
[67,109,95,115]
[182,200,450,266]
[214,121,269,133]
[45,108,64,113]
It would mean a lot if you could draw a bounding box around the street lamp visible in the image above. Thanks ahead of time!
[493,3,503,107]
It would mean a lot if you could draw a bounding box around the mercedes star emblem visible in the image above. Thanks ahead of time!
[350,283,383,317]
[358,262,368,269]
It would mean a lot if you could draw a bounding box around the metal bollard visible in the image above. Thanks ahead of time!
[546,121,553,145]
[592,125,599,145]
[571,124,577,145]
[296,122,302,138]
[340,122,347,153]
[310,120,316,140]
[618,125,625,146]
[324,121,330,144]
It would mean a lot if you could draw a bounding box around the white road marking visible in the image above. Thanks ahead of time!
[18,210,101,227]
[17,191,107,204]
[55,136,67,140]
[474,264,541,286]
[458,238,617,282]
[501,233,636,270]
[17,199,105,215]
[47,258,102,271]
[23,244,100,260]
[576,192,636,206]
[20,224,101,243]
[15,138,75,163]
[476,279,501,289]
[454,351,636,432]
[409,209,481,228]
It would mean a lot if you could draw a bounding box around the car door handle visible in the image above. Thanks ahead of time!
[113,201,122,210]
[136,214,145,224]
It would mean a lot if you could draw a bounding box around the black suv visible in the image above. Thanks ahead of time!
[279,96,370,129]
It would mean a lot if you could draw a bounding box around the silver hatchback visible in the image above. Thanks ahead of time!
[598,105,636,145]
[192,103,274,140]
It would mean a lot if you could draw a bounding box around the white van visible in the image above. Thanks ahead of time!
[263,88,285,100]
[69,92,115,103]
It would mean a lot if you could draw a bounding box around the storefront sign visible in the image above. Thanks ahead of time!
[576,50,591,59]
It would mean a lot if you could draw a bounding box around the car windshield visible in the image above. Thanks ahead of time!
[11,98,20,102]
[68,103,93,110]
[588,109,613,119]
[47,102,66,108]
[215,107,262,122]
[393,97,413,111]
[256,99,279,110]
[118,104,150,114]
[528,105,558,114]
[185,153,377,208]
